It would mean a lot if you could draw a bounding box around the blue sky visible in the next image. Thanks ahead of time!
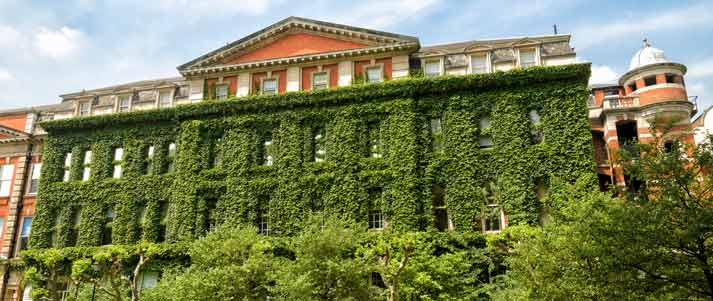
[0,0,711,110]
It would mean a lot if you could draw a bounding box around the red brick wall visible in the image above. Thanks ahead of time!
[354,57,393,80]
[227,33,366,64]
[0,113,26,132]
[638,87,688,106]
[301,64,339,91]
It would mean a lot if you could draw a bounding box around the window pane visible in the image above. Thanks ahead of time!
[313,72,328,90]
[159,91,172,107]
[20,217,32,237]
[263,79,277,94]
[216,85,228,100]
[314,127,326,162]
[82,167,91,181]
[479,117,490,129]
[118,96,130,112]
[263,140,273,166]
[1,164,14,180]
[520,49,536,67]
[114,148,124,161]
[529,110,541,124]
[366,67,382,83]
[84,151,92,164]
[471,55,488,74]
[64,153,72,167]
[425,61,440,76]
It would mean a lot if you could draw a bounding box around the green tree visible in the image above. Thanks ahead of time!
[496,134,713,299]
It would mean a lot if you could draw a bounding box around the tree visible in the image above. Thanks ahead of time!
[496,132,713,299]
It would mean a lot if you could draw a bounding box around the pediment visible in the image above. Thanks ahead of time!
[221,32,369,65]
[0,124,29,141]
[178,16,419,73]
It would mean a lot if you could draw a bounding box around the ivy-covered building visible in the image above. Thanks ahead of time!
[0,17,599,299]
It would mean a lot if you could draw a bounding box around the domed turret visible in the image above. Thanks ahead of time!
[629,39,669,71]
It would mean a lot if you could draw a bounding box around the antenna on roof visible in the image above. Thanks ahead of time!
[553,24,558,35]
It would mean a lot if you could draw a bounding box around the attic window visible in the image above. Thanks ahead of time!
[78,101,91,116]
[262,78,277,95]
[215,84,228,100]
[424,60,441,77]
[312,72,329,90]
[665,73,676,84]
[118,95,131,112]
[519,49,537,68]
[644,76,657,87]
[366,65,383,83]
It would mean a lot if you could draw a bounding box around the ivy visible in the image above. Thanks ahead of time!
[29,64,594,251]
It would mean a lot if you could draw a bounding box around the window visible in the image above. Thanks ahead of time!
[215,84,228,100]
[158,201,169,242]
[113,147,123,179]
[258,211,269,235]
[261,138,274,166]
[366,66,383,83]
[471,55,488,74]
[529,110,543,144]
[482,204,504,232]
[69,209,80,246]
[82,150,92,181]
[644,76,657,87]
[432,184,449,231]
[212,138,223,168]
[118,95,131,112]
[519,49,537,68]
[0,164,14,196]
[140,271,159,290]
[18,217,32,252]
[146,146,155,175]
[368,210,384,230]
[158,91,172,108]
[313,126,326,162]
[665,73,675,84]
[63,153,72,182]
[28,163,41,194]
[628,83,637,93]
[424,60,441,77]
[312,72,329,90]
[368,122,383,158]
[204,197,218,232]
[78,101,91,116]
[262,79,277,95]
[167,143,176,173]
[479,117,493,148]
[430,117,443,152]
[102,208,114,245]
[51,214,61,247]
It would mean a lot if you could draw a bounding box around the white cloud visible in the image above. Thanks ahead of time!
[0,25,20,50]
[589,64,619,85]
[573,4,713,50]
[152,0,273,17]
[687,59,713,78]
[0,68,13,81]
[688,82,705,96]
[334,0,441,29]
[33,26,85,59]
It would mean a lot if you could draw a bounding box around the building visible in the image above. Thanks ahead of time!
[587,39,698,190]
[0,17,694,299]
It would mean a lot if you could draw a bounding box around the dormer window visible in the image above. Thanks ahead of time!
[424,60,441,77]
[471,55,489,74]
[519,48,537,68]
[215,84,228,100]
[78,101,91,116]
[158,90,172,108]
[312,72,329,90]
[262,78,277,95]
[366,65,383,83]
[117,95,131,112]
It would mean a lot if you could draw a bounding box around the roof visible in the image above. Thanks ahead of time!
[60,76,185,100]
[629,39,669,71]
[414,34,573,57]
[177,16,419,74]
[589,83,620,90]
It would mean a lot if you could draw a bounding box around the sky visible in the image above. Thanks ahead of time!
[0,0,711,111]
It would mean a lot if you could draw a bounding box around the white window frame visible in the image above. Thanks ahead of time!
[117,95,131,112]
[63,153,72,182]
[261,78,278,95]
[215,84,229,100]
[482,204,506,233]
[469,53,491,74]
[423,58,443,77]
[82,150,92,181]
[368,210,384,230]
[113,147,124,179]
[0,164,14,197]
[517,47,539,68]
[311,71,330,90]
[365,64,384,83]
[78,101,91,116]
[157,89,174,108]
[27,163,41,195]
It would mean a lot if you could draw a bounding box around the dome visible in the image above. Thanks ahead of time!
[629,39,669,71]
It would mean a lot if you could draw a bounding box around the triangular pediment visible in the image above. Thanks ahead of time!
[0,124,29,142]
[178,16,419,73]
[222,32,369,65]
